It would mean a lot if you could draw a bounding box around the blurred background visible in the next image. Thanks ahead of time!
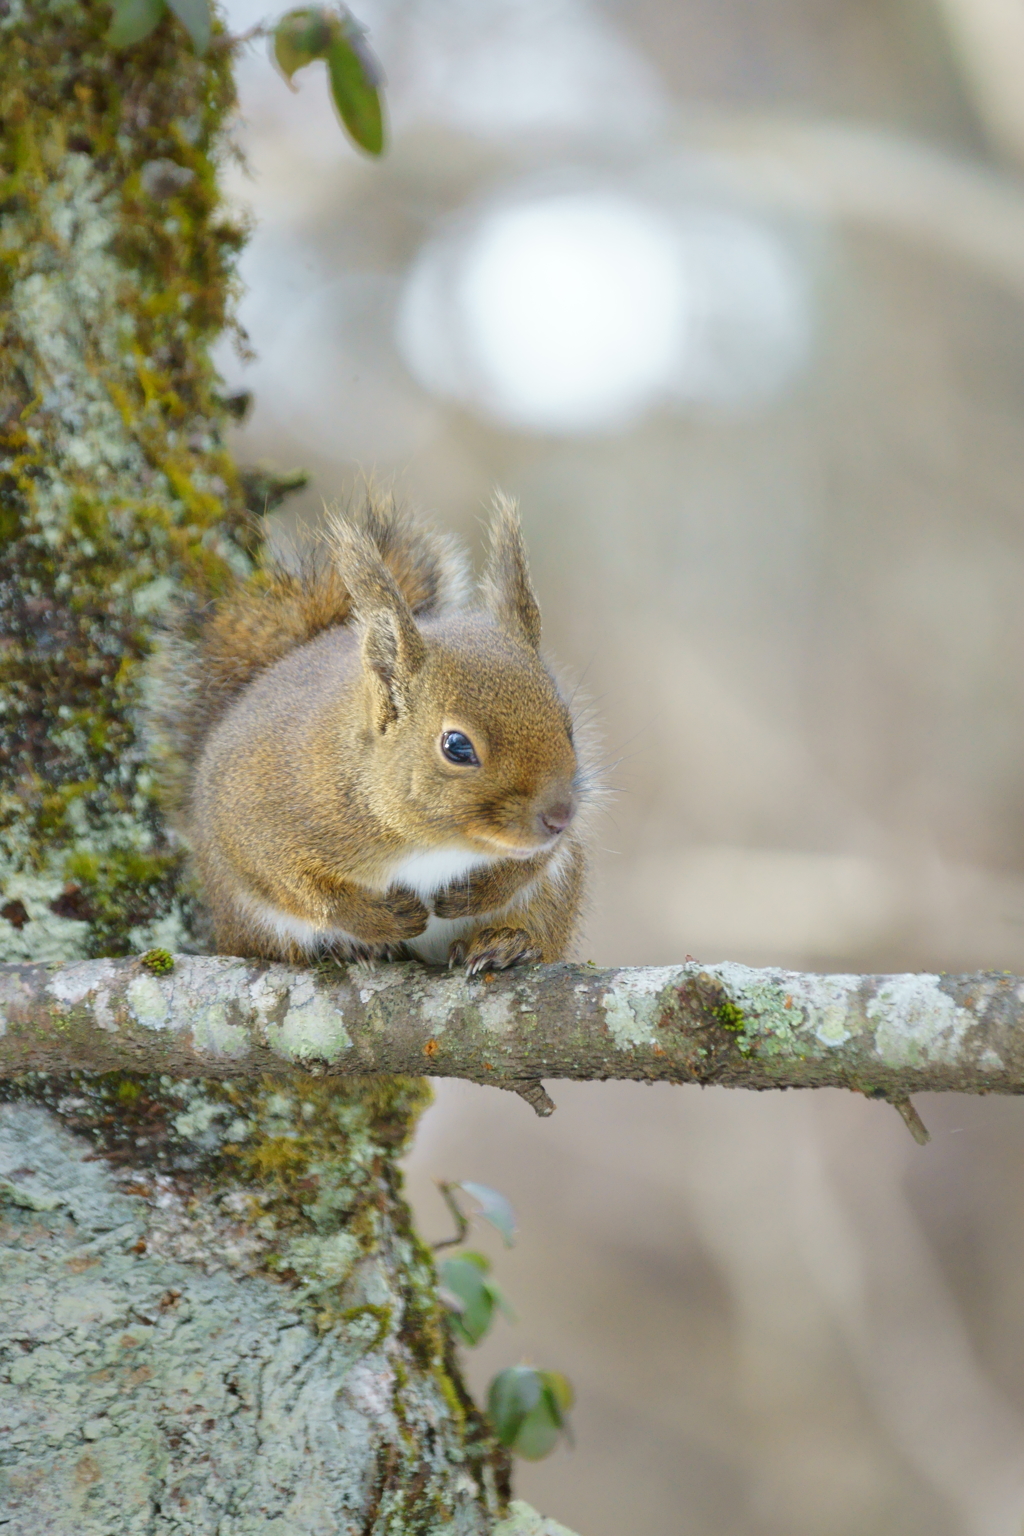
[214,2,1024,1530]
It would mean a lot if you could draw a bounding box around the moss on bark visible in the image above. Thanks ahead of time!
[0,0,254,962]
[0,4,511,1526]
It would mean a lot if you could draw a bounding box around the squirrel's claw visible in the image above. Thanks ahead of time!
[447,939,466,970]
[455,927,542,976]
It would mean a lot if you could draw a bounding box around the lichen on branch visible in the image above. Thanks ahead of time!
[3,955,1023,1109]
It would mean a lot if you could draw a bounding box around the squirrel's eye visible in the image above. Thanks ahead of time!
[441,730,479,766]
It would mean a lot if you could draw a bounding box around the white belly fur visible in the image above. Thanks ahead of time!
[403,912,475,965]
[387,847,499,965]
[387,846,496,900]
[239,893,365,957]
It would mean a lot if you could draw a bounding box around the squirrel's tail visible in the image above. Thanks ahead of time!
[147,489,469,818]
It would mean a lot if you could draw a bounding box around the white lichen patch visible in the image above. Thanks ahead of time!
[789,973,861,1047]
[602,966,688,1049]
[119,1174,273,1278]
[166,957,259,1046]
[346,1256,395,1312]
[0,1176,65,1212]
[126,973,170,1030]
[344,1310,389,1350]
[697,963,862,1056]
[45,959,119,1008]
[701,963,799,1047]
[0,976,12,1037]
[342,1357,397,1417]
[354,964,408,1003]
[0,866,92,964]
[804,976,859,1050]
[493,1501,581,1536]
[266,978,351,1064]
[128,906,190,957]
[478,991,513,1034]
[189,1002,250,1060]
[418,973,473,1034]
[131,574,176,617]
[172,1095,231,1140]
[246,964,299,1016]
[10,155,150,500]
[287,1231,362,1288]
[866,974,975,1067]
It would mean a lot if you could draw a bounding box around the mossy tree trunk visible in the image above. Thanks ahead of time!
[0,4,510,1529]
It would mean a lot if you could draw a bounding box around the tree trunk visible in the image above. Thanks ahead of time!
[0,5,516,1529]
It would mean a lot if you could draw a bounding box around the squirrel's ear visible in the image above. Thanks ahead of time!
[481,492,542,650]
[326,517,426,729]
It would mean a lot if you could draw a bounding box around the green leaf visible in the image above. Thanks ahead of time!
[513,1395,563,1461]
[487,1276,516,1324]
[272,6,336,82]
[540,1370,575,1413]
[458,1181,517,1247]
[107,0,165,48]
[326,28,384,155]
[487,1365,542,1446]
[439,1253,495,1346]
[166,0,211,52]
[456,1250,489,1273]
[540,1371,574,1448]
[487,1366,574,1460]
[271,5,386,154]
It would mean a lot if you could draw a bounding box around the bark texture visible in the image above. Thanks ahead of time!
[0,0,249,963]
[0,5,516,1529]
[0,1094,504,1535]
[2,956,1022,1103]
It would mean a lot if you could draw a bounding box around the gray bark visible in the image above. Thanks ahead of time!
[0,1097,566,1536]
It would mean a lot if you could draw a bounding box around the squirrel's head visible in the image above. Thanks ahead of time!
[330,496,580,856]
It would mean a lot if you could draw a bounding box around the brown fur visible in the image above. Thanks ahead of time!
[149,492,467,819]
[148,491,595,972]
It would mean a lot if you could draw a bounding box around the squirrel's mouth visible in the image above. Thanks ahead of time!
[472,832,562,859]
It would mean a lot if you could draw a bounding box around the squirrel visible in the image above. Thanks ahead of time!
[148,491,596,975]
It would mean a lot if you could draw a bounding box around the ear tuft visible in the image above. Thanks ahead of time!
[325,513,427,728]
[481,492,542,650]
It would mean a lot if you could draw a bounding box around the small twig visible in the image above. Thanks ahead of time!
[891,1096,931,1145]
[213,21,270,52]
[510,1079,557,1117]
[432,1180,470,1252]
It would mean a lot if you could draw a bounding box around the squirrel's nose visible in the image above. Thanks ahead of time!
[539,800,574,838]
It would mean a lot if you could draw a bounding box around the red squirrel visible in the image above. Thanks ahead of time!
[149,492,595,974]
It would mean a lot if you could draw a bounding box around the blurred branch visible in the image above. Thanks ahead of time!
[932,0,1024,168]
[5,956,1023,1129]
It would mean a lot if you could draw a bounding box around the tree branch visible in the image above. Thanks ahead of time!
[4,956,1022,1122]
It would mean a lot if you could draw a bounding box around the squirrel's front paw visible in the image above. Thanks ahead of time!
[432,876,480,920]
[342,885,428,945]
[449,927,542,976]
[380,885,430,940]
